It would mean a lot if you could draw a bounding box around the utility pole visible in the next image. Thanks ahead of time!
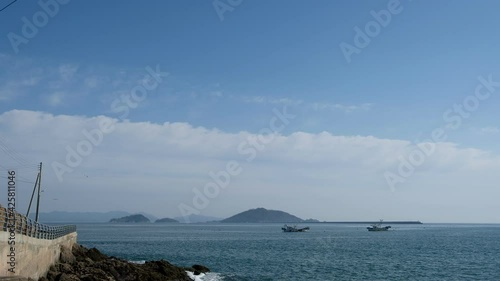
[26,173,39,218]
[35,162,42,222]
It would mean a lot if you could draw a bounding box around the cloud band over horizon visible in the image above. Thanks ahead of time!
[0,109,499,223]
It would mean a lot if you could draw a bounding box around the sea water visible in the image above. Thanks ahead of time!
[76,223,500,280]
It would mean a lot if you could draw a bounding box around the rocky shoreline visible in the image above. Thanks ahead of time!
[38,244,209,281]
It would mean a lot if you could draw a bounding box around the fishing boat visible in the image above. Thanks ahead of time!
[282,224,310,232]
[367,220,391,231]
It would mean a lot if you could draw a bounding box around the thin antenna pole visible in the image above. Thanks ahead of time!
[35,162,42,222]
[26,173,40,218]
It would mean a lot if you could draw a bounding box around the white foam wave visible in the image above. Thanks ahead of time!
[126,263,222,280]
[187,271,223,281]
[128,260,146,264]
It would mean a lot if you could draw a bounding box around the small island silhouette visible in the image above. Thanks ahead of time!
[109,214,150,223]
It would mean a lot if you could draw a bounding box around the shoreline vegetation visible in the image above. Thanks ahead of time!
[38,244,209,281]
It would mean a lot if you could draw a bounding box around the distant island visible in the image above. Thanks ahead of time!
[155,217,179,223]
[221,208,308,223]
[110,214,150,223]
[32,211,158,223]
[218,208,422,224]
[36,209,422,225]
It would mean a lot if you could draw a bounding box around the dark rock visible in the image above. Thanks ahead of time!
[57,273,80,281]
[39,243,208,281]
[79,276,96,281]
[191,264,210,273]
[85,248,107,262]
[58,263,73,273]
[46,267,60,281]
[60,245,76,263]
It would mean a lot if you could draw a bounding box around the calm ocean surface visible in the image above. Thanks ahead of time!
[76,223,500,281]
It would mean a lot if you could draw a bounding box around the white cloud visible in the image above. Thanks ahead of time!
[84,76,100,88]
[242,95,267,103]
[310,102,373,112]
[0,81,17,101]
[241,95,371,113]
[0,110,500,223]
[479,126,499,135]
[0,54,166,110]
[242,96,304,106]
[0,70,42,102]
[0,55,78,103]
[58,64,79,82]
[47,92,65,107]
[21,76,41,86]
[210,91,223,97]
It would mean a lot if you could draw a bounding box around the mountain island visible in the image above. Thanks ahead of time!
[221,208,315,223]
[109,214,150,223]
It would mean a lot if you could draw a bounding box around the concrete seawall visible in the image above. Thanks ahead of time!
[1,204,77,280]
[0,231,77,279]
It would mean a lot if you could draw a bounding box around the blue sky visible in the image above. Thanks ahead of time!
[1,0,500,222]
[1,0,500,142]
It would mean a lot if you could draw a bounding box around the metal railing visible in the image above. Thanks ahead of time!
[0,205,76,240]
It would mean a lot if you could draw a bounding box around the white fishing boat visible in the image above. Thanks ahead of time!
[367,220,391,231]
[282,224,310,232]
